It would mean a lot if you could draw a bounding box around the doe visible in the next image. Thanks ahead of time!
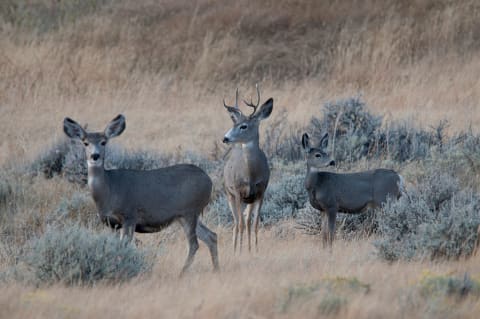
[301,132,404,247]
[63,114,219,274]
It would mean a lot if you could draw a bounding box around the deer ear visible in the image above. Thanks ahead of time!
[104,114,126,138]
[255,98,273,120]
[63,117,86,140]
[224,106,244,123]
[319,133,329,149]
[301,133,311,152]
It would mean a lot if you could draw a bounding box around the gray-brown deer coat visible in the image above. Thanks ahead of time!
[63,115,219,274]
[222,86,273,253]
[302,133,404,246]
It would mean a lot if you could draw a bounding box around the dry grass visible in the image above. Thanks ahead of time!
[1,0,480,166]
[1,226,480,318]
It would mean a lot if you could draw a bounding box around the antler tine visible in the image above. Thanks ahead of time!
[223,88,240,109]
[243,83,261,117]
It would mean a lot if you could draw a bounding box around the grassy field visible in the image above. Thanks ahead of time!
[1,0,480,318]
[2,224,480,319]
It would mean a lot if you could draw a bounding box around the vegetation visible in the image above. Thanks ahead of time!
[17,223,153,286]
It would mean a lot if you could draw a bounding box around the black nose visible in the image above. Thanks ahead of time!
[91,153,100,161]
[329,160,336,166]
[223,137,230,144]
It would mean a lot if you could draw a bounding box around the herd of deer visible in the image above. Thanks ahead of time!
[63,85,404,275]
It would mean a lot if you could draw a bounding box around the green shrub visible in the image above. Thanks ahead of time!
[20,223,153,285]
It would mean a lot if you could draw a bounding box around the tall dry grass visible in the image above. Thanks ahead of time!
[1,227,480,318]
[0,0,479,166]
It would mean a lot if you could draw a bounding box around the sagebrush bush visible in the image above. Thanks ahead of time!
[375,167,480,261]
[419,273,480,300]
[0,0,111,33]
[262,164,308,225]
[204,191,233,227]
[301,96,459,164]
[48,191,96,225]
[20,223,153,285]
[310,96,382,163]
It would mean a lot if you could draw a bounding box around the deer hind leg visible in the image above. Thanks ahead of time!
[196,220,220,272]
[179,215,199,276]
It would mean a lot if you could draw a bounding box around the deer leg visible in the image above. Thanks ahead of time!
[244,203,255,252]
[119,217,136,243]
[196,220,220,272]
[326,208,337,248]
[237,200,245,253]
[252,198,263,252]
[227,193,239,253]
[180,215,199,276]
[321,212,329,248]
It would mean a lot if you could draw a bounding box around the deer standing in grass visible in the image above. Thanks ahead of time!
[63,115,219,274]
[222,85,273,253]
[301,133,404,247]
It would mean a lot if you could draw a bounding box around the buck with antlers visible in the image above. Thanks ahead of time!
[63,114,219,274]
[222,85,273,253]
[302,132,404,247]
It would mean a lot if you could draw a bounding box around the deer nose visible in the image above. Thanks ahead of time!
[222,137,230,144]
[91,153,100,161]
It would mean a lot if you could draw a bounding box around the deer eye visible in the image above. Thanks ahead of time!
[100,140,107,146]
[315,153,321,158]
[240,124,248,130]
[83,141,89,146]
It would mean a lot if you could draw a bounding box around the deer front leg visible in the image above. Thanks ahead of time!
[237,199,245,253]
[227,193,240,253]
[244,203,255,253]
[326,208,337,248]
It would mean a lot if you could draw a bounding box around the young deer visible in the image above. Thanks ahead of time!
[302,133,404,247]
[63,114,219,274]
[222,85,273,253]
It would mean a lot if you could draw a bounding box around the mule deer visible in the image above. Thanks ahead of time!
[222,85,273,253]
[63,115,219,274]
[301,132,404,247]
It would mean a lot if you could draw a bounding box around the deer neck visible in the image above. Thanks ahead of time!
[305,164,321,190]
[87,165,110,211]
[241,140,262,180]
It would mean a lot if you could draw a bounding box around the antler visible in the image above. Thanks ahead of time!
[243,83,261,117]
[223,88,239,109]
